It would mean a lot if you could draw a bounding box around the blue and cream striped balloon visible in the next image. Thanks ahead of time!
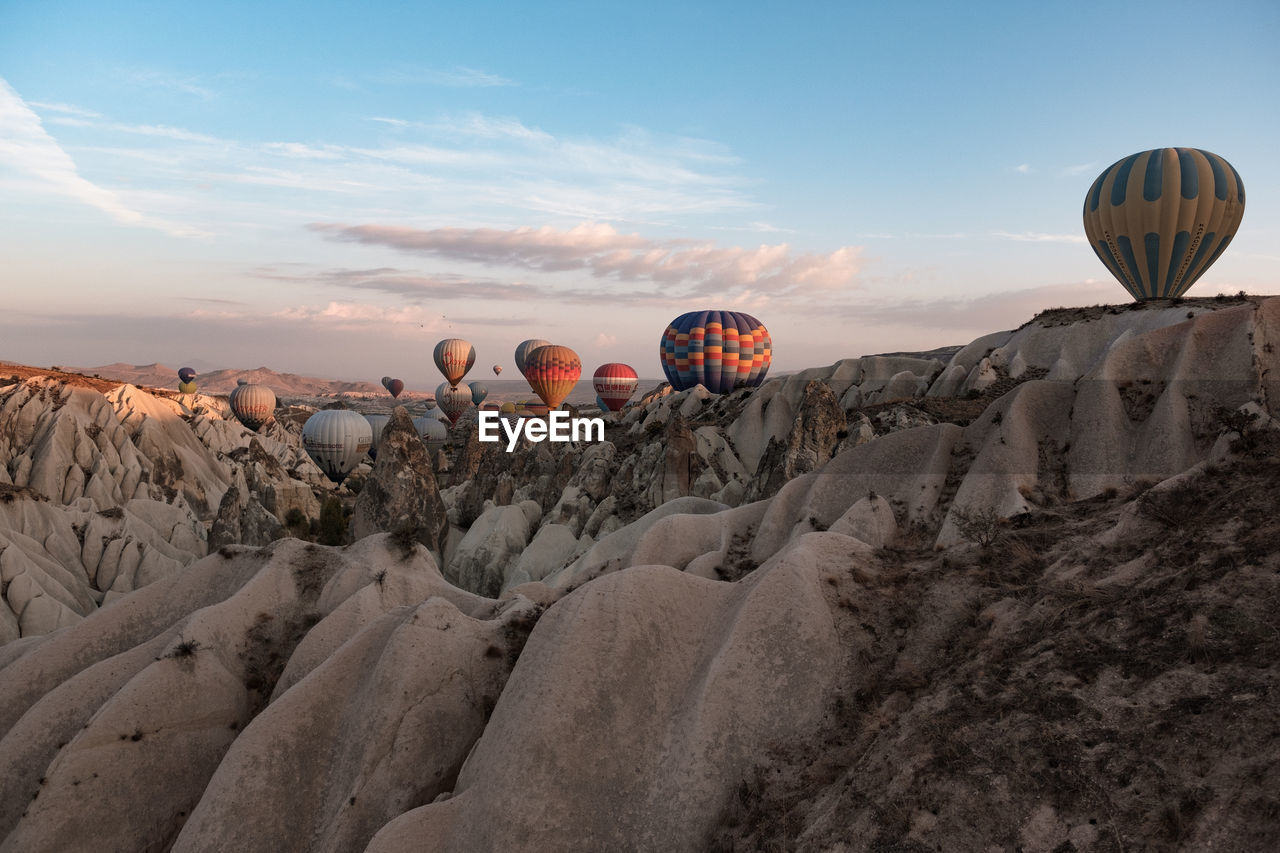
[659,310,771,394]
[1083,148,1245,301]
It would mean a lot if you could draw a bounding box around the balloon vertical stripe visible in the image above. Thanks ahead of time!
[660,310,770,393]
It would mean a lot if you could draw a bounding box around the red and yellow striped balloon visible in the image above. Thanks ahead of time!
[524,345,582,411]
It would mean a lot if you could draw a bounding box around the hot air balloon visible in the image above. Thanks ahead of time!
[385,378,405,399]
[302,410,373,484]
[434,338,476,385]
[228,383,276,432]
[1083,148,1245,301]
[364,414,390,460]
[493,365,503,376]
[514,339,551,376]
[178,381,198,395]
[660,311,771,394]
[499,401,516,414]
[520,401,550,418]
[413,416,448,455]
[592,362,638,412]
[435,382,472,426]
[468,381,488,405]
[178,367,196,383]
[524,345,581,411]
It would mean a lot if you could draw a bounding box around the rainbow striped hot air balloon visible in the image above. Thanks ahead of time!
[1083,148,1245,301]
[434,338,476,385]
[524,345,581,411]
[593,362,638,412]
[660,311,771,394]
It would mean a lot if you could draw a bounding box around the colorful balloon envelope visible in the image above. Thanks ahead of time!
[492,364,503,376]
[178,381,198,395]
[177,367,197,384]
[435,382,473,426]
[413,416,448,454]
[514,339,551,376]
[434,338,476,385]
[364,414,390,460]
[302,410,372,484]
[524,345,581,410]
[660,310,771,393]
[592,362,638,412]
[385,378,405,398]
[468,381,488,405]
[228,383,276,432]
[1083,148,1245,301]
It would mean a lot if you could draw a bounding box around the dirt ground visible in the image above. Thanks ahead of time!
[712,430,1280,851]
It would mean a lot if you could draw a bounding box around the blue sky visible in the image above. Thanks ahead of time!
[2,0,1277,386]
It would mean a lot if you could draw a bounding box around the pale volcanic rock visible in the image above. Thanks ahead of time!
[444,501,540,597]
[366,547,843,853]
[746,379,844,503]
[209,484,285,549]
[503,523,586,592]
[173,595,540,853]
[549,495,729,590]
[828,492,898,548]
[350,408,447,552]
[106,384,232,515]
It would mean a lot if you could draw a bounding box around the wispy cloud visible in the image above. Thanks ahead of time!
[0,77,207,238]
[307,222,863,297]
[991,231,1087,244]
[1061,161,1098,177]
[29,101,101,118]
[373,65,516,88]
[119,68,215,99]
[253,264,540,302]
[1014,163,1032,174]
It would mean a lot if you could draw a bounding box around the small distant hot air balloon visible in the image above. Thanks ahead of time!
[385,378,405,399]
[435,382,472,426]
[660,311,771,393]
[468,381,488,405]
[178,381,198,395]
[592,363,638,412]
[178,367,196,383]
[514,339,551,376]
[493,365,503,376]
[524,345,581,411]
[413,416,448,455]
[302,410,373,484]
[499,401,516,414]
[595,394,607,411]
[364,414,390,460]
[229,383,276,432]
[1083,147,1245,301]
[434,338,476,385]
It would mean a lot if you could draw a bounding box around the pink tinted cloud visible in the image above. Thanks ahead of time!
[308,221,862,297]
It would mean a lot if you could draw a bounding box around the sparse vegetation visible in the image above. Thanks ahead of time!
[951,505,1004,547]
[318,496,346,545]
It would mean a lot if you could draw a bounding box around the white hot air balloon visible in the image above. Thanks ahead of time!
[229,383,276,432]
[413,416,448,455]
[302,410,373,484]
[364,414,391,460]
[435,382,472,427]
